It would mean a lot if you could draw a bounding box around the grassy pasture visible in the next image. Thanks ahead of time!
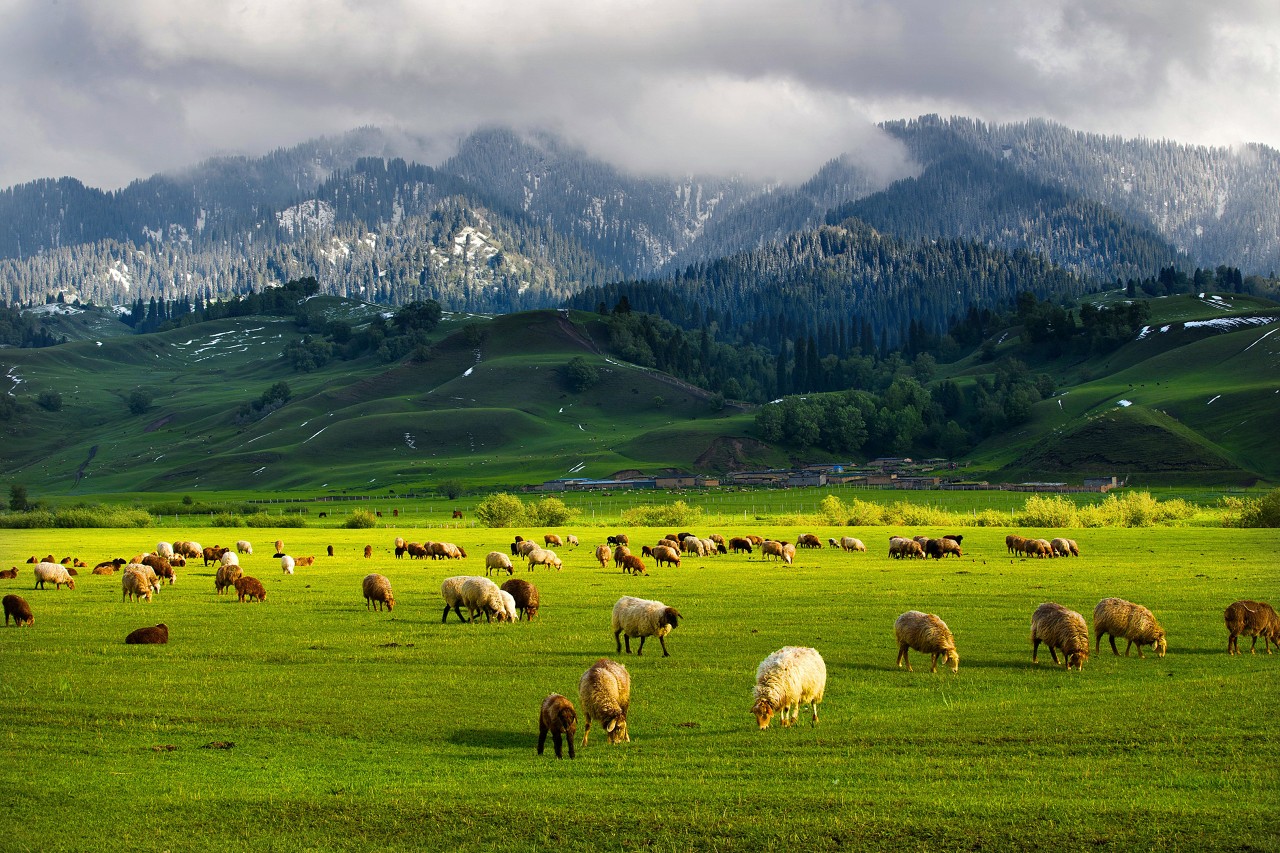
[1,526,1276,852]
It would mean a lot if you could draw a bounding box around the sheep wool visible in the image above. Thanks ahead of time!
[461,576,508,622]
[538,694,577,759]
[611,596,681,657]
[594,544,611,567]
[440,576,470,623]
[578,658,630,746]
[752,646,827,729]
[234,576,266,602]
[895,611,960,673]
[500,578,540,621]
[215,563,243,595]
[33,561,75,591]
[497,589,518,623]
[1224,600,1280,655]
[235,540,253,555]
[840,537,866,552]
[121,569,153,603]
[3,594,33,627]
[1093,598,1166,658]
[484,551,514,577]
[281,555,295,575]
[362,574,395,611]
[1031,602,1089,671]
[125,623,169,644]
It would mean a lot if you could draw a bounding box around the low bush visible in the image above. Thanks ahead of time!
[621,500,703,527]
[344,509,378,529]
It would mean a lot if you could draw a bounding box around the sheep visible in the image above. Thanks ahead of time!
[888,538,924,559]
[526,548,563,571]
[537,694,577,759]
[751,646,827,729]
[578,658,630,746]
[274,539,284,553]
[612,595,681,657]
[1022,539,1052,558]
[202,546,229,567]
[121,569,153,603]
[607,533,629,546]
[544,533,563,547]
[497,590,518,623]
[702,538,726,556]
[565,534,579,548]
[364,545,373,558]
[797,533,822,549]
[728,537,753,554]
[761,541,785,561]
[616,554,644,575]
[781,543,796,565]
[235,540,253,555]
[0,567,18,579]
[1031,602,1089,671]
[281,555,295,575]
[516,540,539,558]
[173,541,202,559]
[828,537,839,548]
[406,542,430,559]
[394,536,406,551]
[219,551,239,569]
[651,545,681,568]
[708,534,726,546]
[681,536,707,557]
[127,563,161,593]
[431,542,466,560]
[3,594,33,627]
[234,576,267,602]
[839,536,866,552]
[440,576,471,623]
[501,578,540,620]
[1224,600,1280,655]
[295,556,316,567]
[612,545,632,569]
[141,554,175,585]
[937,538,963,558]
[461,576,510,623]
[593,544,611,567]
[362,574,395,611]
[485,551,514,577]
[215,562,243,595]
[91,560,123,575]
[1006,534,1026,555]
[1066,539,1080,557]
[894,611,959,673]
[1050,537,1073,558]
[125,623,168,645]
[33,562,75,591]
[326,546,334,557]
[1093,598,1166,658]
[156,542,175,560]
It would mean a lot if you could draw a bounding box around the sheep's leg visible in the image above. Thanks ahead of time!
[1032,637,1041,663]
[810,702,819,726]
[537,724,548,755]
[441,604,451,623]
[552,731,563,759]
[1250,635,1258,654]
[566,732,575,759]
[614,629,623,653]
[1048,646,1061,665]
[624,635,633,654]
[1108,635,1120,656]
[636,636,647,656]
[581,717,591,747]
[930,653,939,673]
[658,636,670,657]
[896,644,909,669]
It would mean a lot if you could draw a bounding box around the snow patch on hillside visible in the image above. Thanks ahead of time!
[277,200,336,238]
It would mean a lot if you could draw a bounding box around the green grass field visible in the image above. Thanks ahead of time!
[2,525,1276,851]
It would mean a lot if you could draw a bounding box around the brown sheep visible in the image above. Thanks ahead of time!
[234,576,267,603]
[215,563,243,595]
[578,658,630,746]
[1006,534,1026,555]
[607,534,629,547]
[1050,537,1074,558]
[1031,602,1089,671]
[544,533,563,547]
[202,546,230,567]
[326,545,334,557]
[125,623,168,644]
[651,545,681,568]
[429,542,465,560]
[797,533,823,549]
[121,569,153,603]
[781,543,796,565]
[761,540,785,561]
[593,544,611,568]
[501,578,540,620]
[728,537,753,554]
[1093,598,1166,658]
[3,594,33,626]
[745,534,764,546]
[364,545,373,558]
[92,558,126,574]
[405,542,429,559]
[294,556,316,567]
[0,567,18,579]
[620,554,647,576]
[1224,600,1280,655]
[538,693,577,759]
[362,574,395,611]
[612,545,632,570]
[141,554,175,584]
[894,611,959,673]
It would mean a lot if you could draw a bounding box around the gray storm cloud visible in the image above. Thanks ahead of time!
[0,0,1276,189]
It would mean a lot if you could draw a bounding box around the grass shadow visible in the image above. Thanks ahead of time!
[446,728,533,751]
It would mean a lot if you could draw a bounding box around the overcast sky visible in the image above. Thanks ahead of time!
[1,0,1277,190]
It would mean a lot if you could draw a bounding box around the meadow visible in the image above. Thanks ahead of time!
[1,524,1277,852]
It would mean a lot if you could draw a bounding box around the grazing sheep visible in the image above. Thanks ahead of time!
[1093,598,1166,658]
[894,611,959,673]
[497,589,518,623]
[578,658,631,746]
[326,546,334,557]
[1022,539,1053,558]
[405,542,429,559]
[1066,539,1080,557]
[651,545,681,568]
[681,536,707,557]
[125,623,168,644]
[728,537,753,554]
[203,546,229,567]
[537,694,577,759]
[888,538,924,559]
[127,563,161,593]
[295,556,316,567]
[363,545,373,558]
[394,536,406,551]
[281,555,295,575]
[33,562,75,591]
[761,540,785,562]
[3,594,33,627]
[840,537,866,552]
[594,544,611,568]
[156,542,175,560]
[797,533,823,549]
[234,576,266,602]
[612,596,681,656]
[620,555,647,576]
[362,574,395,611]
[121,569,153,603]
[235,540,253,555]
[461,576,509,623]
[544,534,563,547]
[612,545,631,569]
[274,539,284,553]
[501,578,540,620]
[219,551,239,569]
[745,535,765,546]
[751,646,827,729]
[173,541,202,559]
[440,576,471,623]
[781,543,796,565]
[137,554,174,585]
[709,534,726,546]
[432,542,466,560]
[1224,600,1280,655]
[215,563,243,595]
[1006,534,1026,556]
[527,548,563,571]
[565,534,579,548]
[607,534,629,547]
[1050,537,1074,558]
[1031,602,1089,671]
[516,540,539,558]
[91,560,122,575]
[0,567,18,579]
[936,538,963,558]
[485,551,514,576]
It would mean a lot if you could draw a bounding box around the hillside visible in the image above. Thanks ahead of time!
[0,305,773,494]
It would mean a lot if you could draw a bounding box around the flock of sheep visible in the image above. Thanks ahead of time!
[4,528,1278,757]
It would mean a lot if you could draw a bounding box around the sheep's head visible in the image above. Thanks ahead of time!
[603,715,629,744]
[66,579,76,590]
[1152,630,1167,657]
[384,595,395,611]
[661,608,682,630]
[1066,649,1087,671]
[751,697,776,730]
[944,650,960,673]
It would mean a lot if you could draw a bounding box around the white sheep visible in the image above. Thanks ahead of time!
[281,555,295,575]
[461,576,509,622]
[156,542,175,561]
[578,658,630,746]
[526,548,563,571]
[125,563,161,594]
[33,561,76,591]
[611,596,682,657]
[235,540,254,555]
[1093,598,1166,658]
[894,610,959,673]
[840,536,866,552]
[121,568,153,602]
[484,551,514,576]
[441,576,470,623]
[1031,602,1090,671]
[497,589,518,623]
[220,551,240,568]
[752,646,827,729]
